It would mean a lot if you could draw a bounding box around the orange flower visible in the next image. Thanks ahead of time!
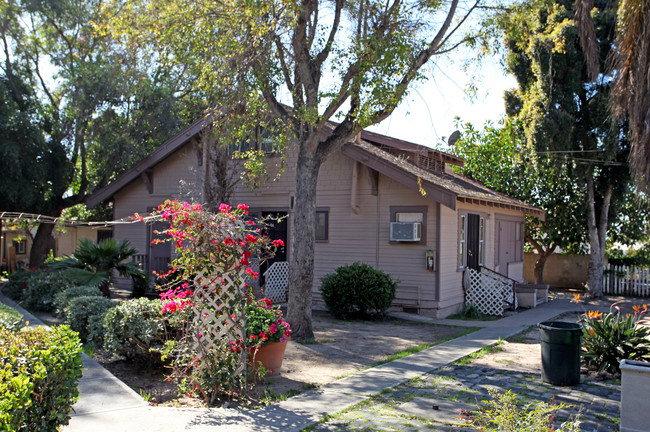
[587,310,602,319]
[571,294,581,304]
[634,305,642,313]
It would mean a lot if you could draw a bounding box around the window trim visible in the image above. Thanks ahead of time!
[315,208,329,242]
[389,206,427,245]
[13,239,26,255]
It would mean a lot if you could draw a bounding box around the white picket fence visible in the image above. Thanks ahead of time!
[603,264,650,297]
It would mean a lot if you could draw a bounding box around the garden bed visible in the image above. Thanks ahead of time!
[94,309,475,408]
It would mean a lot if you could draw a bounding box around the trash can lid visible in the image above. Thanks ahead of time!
[538,321,582,331]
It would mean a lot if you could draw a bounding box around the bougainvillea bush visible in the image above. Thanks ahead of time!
[148,200,285,404]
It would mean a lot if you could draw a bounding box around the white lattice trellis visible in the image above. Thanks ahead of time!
[191,268,247,382]
[263,261,289,304]
[463,267,514,316]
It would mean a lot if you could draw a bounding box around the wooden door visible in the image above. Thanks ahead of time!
[467,213,480,270]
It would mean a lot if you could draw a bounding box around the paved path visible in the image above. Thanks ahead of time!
[3,290,607,431]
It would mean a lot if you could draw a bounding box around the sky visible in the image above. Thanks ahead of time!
[367,52,517,151]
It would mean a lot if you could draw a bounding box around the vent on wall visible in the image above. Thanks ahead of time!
[390,222,422,242]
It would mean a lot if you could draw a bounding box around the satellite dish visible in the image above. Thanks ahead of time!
[448,130,461,146]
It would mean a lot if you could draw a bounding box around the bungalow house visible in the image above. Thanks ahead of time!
[87,118,543,318]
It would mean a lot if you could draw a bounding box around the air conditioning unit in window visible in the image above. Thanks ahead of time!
[390,222,422,242]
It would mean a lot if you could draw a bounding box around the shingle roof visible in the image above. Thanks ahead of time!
[342,138,544,218]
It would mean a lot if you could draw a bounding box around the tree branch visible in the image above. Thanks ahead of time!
[274,35,295,94]
[314,0,343,69]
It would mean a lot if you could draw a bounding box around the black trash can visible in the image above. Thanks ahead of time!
[538,321,582,386]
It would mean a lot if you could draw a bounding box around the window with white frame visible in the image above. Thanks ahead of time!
[479,217,485,266]
[459,215,466,268]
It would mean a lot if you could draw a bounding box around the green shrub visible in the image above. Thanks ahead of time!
[63,296,116,345]
[581,304,650,373]
[53,285,103,318]
[459,388,582,431]
[320,262,398,320]
[0,326,83,432]
[0,304,23,331]
[4,269,32,300]
[103,297,170,360]
[20,268,73,312]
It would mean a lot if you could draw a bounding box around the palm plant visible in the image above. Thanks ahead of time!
[51,238,145,297]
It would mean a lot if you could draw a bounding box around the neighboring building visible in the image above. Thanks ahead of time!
[87,119,543,318]
[1,224,112,272]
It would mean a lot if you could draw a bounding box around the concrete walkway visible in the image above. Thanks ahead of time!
[2,292,588,431]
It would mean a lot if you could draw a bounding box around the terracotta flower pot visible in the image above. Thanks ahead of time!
[249,340,288,376]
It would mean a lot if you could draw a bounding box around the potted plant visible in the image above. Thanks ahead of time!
[244,296,291,376]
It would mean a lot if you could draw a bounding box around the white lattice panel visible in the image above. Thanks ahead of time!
[464,268,508,316]
[480,267,517,310]
[263,261,288,304]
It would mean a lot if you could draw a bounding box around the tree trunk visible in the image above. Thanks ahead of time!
[286,144,321,341]
[534,249,553,285]
[29,223,55,268]
[585,172,612,298]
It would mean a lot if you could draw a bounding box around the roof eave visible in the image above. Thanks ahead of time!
[456,196,546,220]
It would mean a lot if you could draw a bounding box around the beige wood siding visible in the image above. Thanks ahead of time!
[232,148,441,313]
[112,143,202,289]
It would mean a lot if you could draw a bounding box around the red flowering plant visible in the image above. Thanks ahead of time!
[145,200,282,404]
[244,296,291,347]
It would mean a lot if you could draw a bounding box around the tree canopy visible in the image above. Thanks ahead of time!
[0,0,201,265]
[488,0,636,296]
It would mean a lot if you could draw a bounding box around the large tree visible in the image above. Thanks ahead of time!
[0,0,200,266]
[575,0,650,193]
[107,0,481,339]
[494,0,631,297]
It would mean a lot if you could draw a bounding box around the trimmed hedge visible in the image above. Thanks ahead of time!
[320,262,398,320]
[63,296,116,346]
[0,304,22,331]
[0,326,83,432]
[53,285,103,318]
[19,269,73,312]
[103,298,168,360]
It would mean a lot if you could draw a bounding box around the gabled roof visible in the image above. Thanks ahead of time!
[86,116,211,208]
[86,117,543,219]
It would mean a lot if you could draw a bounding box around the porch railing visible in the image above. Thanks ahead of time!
[463,266,517,316]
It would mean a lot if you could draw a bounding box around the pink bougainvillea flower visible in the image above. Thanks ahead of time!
[245,268,259,279]
[269,324,278,334]
[271,239,285,247]
[218,203,232,213]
